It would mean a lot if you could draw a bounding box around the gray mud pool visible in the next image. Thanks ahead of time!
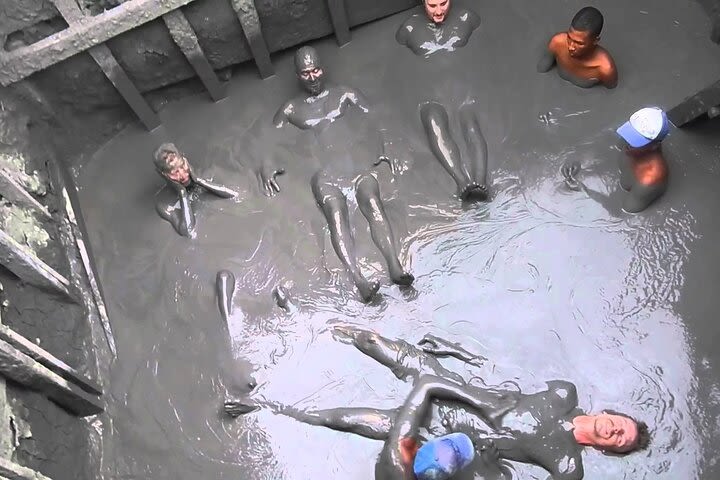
[74,0,720,478]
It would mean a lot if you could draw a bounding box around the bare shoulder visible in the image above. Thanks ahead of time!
[594,46,617,67]
[549,32,567,50]
[457,7,481,26]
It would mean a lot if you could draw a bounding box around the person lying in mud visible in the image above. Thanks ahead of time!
[227,327,650,479]
[274,46,369,130]
[153,143,237,237]
[274,47,413,301]
[420,101,491,201]
[396,0,481,56]
[537,7,618,89]
[562,107,670,213]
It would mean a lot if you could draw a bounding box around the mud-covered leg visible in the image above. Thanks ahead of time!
[459,104,490,200]
[311,171,380,302]
[355,174,414,286]
[420,102,483,201]
[277,405,398,441]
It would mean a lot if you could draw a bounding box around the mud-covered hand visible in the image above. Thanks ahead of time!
[418,334,486,368]
[224,397,259,418]
[258,160,285,197]
[561,160,582,191]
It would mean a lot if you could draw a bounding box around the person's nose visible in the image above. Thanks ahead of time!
[310,72,319,81]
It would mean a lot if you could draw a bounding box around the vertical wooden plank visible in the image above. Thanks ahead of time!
[229,0,274,79]
[163,10,227,102]
[50,0,161,131]
[327,0,351,46]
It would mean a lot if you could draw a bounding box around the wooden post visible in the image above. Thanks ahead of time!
[0,338,103,417]
[327,0,351,46]
[49,0,161,131]
[667,79,720,127]
[0,325,102,396]
[229,0,274,79]
[0,169,51,219]
[0,229,71,298]
[163,10,227,102]
[0,0,201,86]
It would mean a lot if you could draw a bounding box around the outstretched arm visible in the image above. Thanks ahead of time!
[192,175,238,198]
[418,334,486,368]
[347,87,370,113]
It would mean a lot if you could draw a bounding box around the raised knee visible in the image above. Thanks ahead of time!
[420,102,447,126]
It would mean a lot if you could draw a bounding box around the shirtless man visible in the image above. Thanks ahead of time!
[153,143,237,238]
[537,6,618,89]
[396,0,481,57]
[563,107,670,213]
[228,327,650,479]
[274,47,413,301]
[274,46,369,130]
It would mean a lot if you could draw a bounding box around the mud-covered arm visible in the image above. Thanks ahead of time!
[537,37,557,73]
[347,87,370,113]
[622,182,665,213]
[467,8,482,29]
[192,175,238,198]
[395,21,411,46]
[273,101,293,128]
[176,186,196,237]
[418,334,487,368]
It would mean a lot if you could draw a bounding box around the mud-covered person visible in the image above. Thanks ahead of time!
[396,0,481,56]
[153,143,237,238]
[538,6,618,89]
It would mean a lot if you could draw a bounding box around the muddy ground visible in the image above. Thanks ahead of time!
[75,1,720,478]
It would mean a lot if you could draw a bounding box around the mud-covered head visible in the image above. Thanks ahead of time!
[567,6,603,58]
[153,143,191,187]
[294,46,325,95]
[424,0,451,25]
[574,410,650,454]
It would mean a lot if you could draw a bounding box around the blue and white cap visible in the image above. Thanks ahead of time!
[414,433,475,480]
[616,107,670,148]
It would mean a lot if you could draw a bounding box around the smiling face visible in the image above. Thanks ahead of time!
[424,0,451,24]
[589,413,640,453]
[566,28,598,58]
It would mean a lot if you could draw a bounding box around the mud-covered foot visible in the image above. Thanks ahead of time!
[561,161,581,191]
[224,396,260,418]
[460,182,489,202]
[389,266,415,286]
[356,278,380,302]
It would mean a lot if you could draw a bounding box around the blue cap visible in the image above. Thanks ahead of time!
[616,107,670,148]
[413,433,475,480]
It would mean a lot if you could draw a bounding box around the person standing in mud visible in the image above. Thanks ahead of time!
[153,143,237,237]
[563,107,670,213]
[396,0,481,56]
[274,46,414,302]
[537,7,618,89]
[228,327,650,479]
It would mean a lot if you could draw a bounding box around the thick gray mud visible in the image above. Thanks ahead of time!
[74,1,720,478]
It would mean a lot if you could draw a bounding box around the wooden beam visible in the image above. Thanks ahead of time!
[327,0,351,46]
[0,457,53,480]
[0,170,51,219]
[229,0,274,79]
[0,339,103,417]
[0,229,71,298]
[0,0,200,86]
[667,79,720,127]
[0,325,101,396]
[49,0,161,130]
[163,10,227,102]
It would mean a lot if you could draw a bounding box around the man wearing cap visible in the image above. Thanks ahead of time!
[396,0,481,57]
[538,6,618,89]
[153,143,238,237]
[563,107,670,213]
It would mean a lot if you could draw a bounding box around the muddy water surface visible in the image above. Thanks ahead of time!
[75,1,720,478]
